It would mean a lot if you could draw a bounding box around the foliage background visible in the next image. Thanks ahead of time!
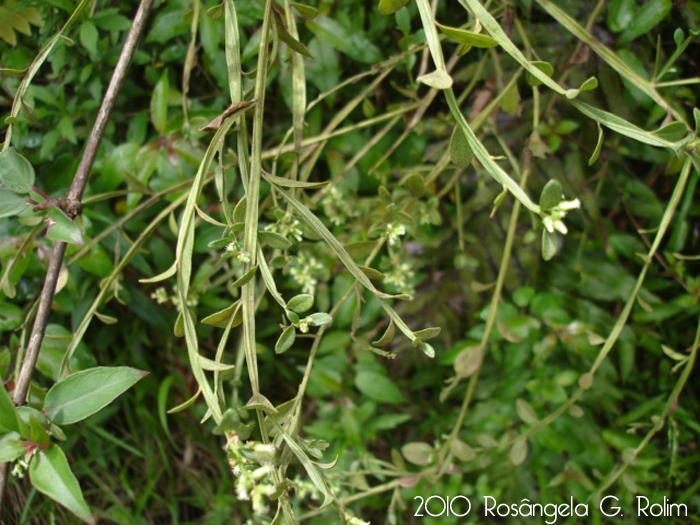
[1,0,699,523]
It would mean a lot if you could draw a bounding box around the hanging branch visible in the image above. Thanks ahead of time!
[0,0,154,512]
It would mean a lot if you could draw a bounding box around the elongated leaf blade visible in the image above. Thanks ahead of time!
[43,367,148,425]
[29,444,94,524]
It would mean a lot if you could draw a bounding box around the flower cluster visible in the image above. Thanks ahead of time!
[266,212,303,242]
[321,185,355,226]
[385,222,406,246]
[383,261,415,296]
[150,286,198,307]
[542,198,580,235]
[226,431,278,516]
[288,251,324,294]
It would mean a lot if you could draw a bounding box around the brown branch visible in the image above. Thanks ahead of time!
[0,0,154,514]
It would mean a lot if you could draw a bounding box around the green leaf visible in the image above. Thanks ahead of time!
[261,172,328,189]
[46,206,83,245]
[151,71,169,135]
[541,229,558,261]
[306,16,382,64]
[515,398,539,424]
[231,266,258,288]
[525,61,554,87]
[0,433,26,462]
[79,21,98,55]
[275,326,296,354]
[589,123,604,166]
[378,0,409,15]
[619,0,672,44]
[417,68,453,90]
[355,371,405,404]
[43,367,148,425]
[292,2,318,19]
[372,321,396,348]
[436,22,498,47]
[402,442,433,465]
[307,312,333,326]
[608,0,636,33]
[29,444,94,524]
[539,180,563,212]
[201,301,242,328]
[273,11,313,58]
[288,294,314,313]
[0,147,35,194]
[413,326,441,343]
[450,439,476,462]
[344,240,378,260]
[509,439,527,465]
[449,125,473,168]
[0,190,28,218]
[0,381,20,433]
[258,230,292,249]
[651,121,687,142]
[358,265,385,280]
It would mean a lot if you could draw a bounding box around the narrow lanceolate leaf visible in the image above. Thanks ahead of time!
[262,171,328,188]
[29,444,94,524]
[43,367,149,425]
[151,71,168,135]
[589,123,604,166]
[0,147,35,193]
[436,22,498,47]
[258,230,293,249]
[46,206,83,245]
[273,11,313,58]
[199,99,256,132]
[378,0,409,15]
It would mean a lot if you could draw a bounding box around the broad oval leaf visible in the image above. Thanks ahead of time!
[0,433,26,462]
[417,69,453,90]
[515,398,539,424]
[608,0,635,33]
[43,366,149,425]
[29,444,94,524]
[619,0,672,44]
[275,326,296,354]
[258,230,293,249]
[539,180,563,211]
[46,206,83,245]
[0,189,29,218]
[509,439,528,465]
[436,22,498,48]
[378,0,409,15]
[306,16,382,64]
[307,312,333,326]
[450,438,476,462]
[288,294,314,313]
[355,371,404,404]
[449,125,473,168]
[401,442,433,466]
[0,147,35,194]
[525,61,554,87]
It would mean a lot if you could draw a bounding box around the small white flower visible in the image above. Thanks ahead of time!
[385,222,406,246]
[558,198,581,211]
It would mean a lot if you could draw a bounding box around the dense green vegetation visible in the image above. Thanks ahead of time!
[1,0,699,523]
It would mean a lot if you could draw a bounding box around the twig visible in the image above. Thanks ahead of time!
[0,0,154,513]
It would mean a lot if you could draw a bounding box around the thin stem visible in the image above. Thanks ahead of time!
[0,0,154,511]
